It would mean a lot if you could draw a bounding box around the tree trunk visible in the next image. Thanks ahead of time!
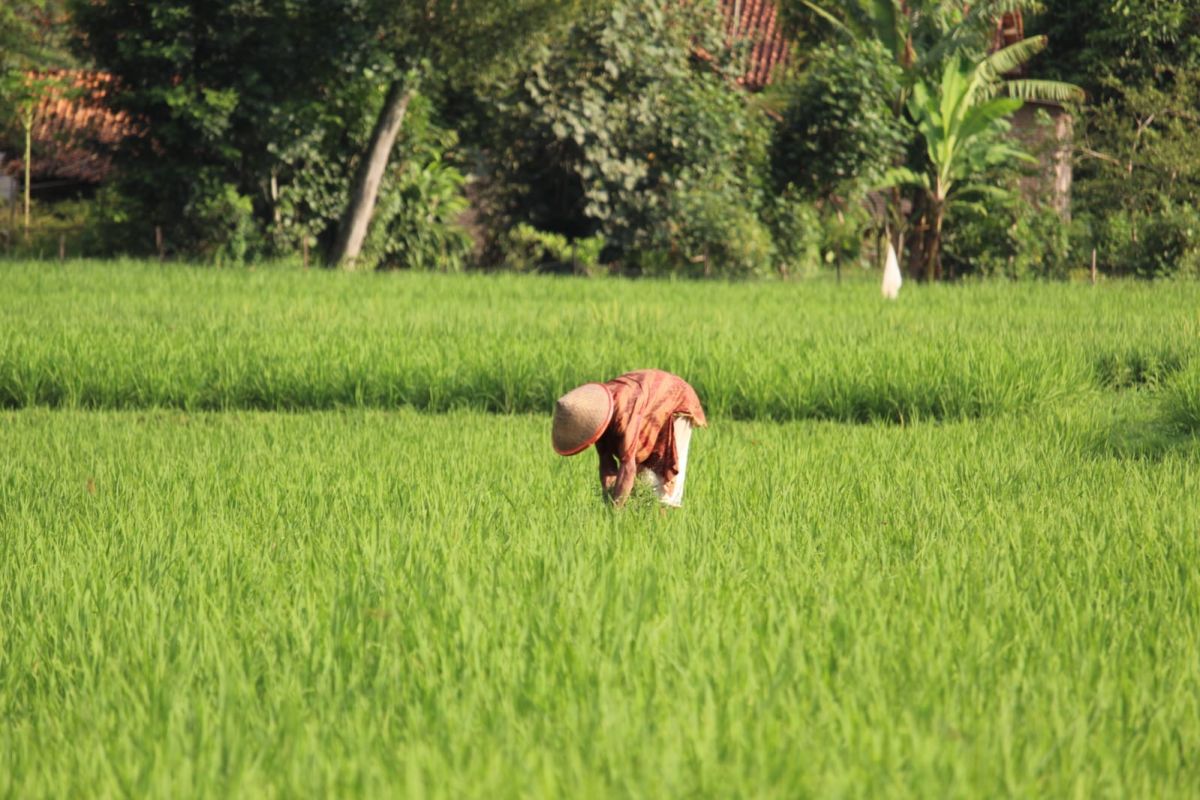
[327,80,413,268]
[22,116,32,234]
[907,206,928,278]
[925,199,945,281]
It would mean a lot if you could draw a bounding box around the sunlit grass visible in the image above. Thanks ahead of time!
[1163,362,1200,434]
[1,260,1197,420]
[2,261,1198,796]
[1,407,1198,797]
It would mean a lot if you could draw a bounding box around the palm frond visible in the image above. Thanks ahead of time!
[1000,79,1086,104]
[875,166,928,191]
[798,0,854,38]
[867,0,903,62]
[979,35,1047,82]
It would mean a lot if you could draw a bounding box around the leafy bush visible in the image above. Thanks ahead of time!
[482,0,774,277]
[1136,204,1200,278]
[1079,202,1200,278]
[502,224,605,274]
[944,200,1072,280]
[362,95,473,272]
[183,177,260,266]
[648,178,776,279]
[766,193,824,278]
[772,41,908,200]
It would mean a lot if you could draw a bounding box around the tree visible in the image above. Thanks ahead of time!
[0,0,73,233]
[777,0,1081,278]
[482,0,776,276]
[1032,0,1200,275]
[325,0,590,269]
[72,0,386,260]
[888,54,1035,279]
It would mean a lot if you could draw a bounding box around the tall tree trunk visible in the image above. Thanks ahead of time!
[327,80,413,268]
[22,114,32,234]
[906,195,928,279]
[927,201,945,281]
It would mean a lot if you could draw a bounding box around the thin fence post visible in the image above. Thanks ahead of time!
[58,234,65,261]
[1090,248,1097,286]
[302,234,310,269]
[155,225,164,261]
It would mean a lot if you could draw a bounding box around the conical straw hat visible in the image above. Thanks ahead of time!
[552,383,614,456]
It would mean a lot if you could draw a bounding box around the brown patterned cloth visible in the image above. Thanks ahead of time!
[594,369,707,505]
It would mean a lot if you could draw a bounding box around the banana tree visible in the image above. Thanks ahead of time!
[785,1,1083,278]
[887,56,1032,280]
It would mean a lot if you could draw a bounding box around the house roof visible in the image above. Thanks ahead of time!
[721,0,790,90]
[1,69,134,184]
[1,6,1022,185]
[721,5,1026,89]
[993,11,1024,51]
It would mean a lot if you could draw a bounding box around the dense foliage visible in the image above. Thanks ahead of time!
[772,40,907,200]
[0,0,1195,278]
[482,0,777,276]
[69,0,473,268]
[1033,0,1200,276]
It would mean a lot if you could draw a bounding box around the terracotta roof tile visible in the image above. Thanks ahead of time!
[1,69,135,184]
[721,0,789,90]
[0,4,1020,185]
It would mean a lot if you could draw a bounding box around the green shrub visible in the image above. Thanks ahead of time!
[772,41,908,200]
[1082,203,1200,278]
[184,177,260,266]
[766,193,824,278]
[364,155,472,272]
[944,201,1072,279]
[652,179,776,278]
[483,0,774,277]
[502,224,605,274]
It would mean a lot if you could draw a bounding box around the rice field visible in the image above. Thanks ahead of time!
[3,260,1198,419]
[2,260,1199,797]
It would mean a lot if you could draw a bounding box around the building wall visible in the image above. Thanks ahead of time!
[1010,102,1073,219]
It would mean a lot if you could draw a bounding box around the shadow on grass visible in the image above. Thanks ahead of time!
[1080,391,1200,462]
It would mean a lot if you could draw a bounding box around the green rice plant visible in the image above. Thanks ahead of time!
[1162,361,1200,433]
[1,261,1198,420]
[1,407,1198,797]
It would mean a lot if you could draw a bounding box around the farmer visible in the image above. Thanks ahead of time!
[552,369,707,507]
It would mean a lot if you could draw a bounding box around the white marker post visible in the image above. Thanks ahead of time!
[882,241,902,300]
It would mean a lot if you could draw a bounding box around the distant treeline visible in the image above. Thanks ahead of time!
[1,1,1198,278]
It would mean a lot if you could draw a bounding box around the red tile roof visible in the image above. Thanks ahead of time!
[721,0,789,90]
[993,11,1025,51]
[0,5,1020,185]
[721,4,1025,89]
[1,70,134,184]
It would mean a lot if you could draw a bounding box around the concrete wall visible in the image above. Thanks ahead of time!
[1010,101,1073,218]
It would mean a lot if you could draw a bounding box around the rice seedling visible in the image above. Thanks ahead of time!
[1,407,1198,798]
[1,260,1197,421]
[1162,361,1200,434]
[3,260,1197,796]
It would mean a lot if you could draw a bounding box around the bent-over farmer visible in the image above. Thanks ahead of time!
[552,369,707,507]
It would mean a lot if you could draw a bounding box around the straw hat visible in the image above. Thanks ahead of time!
[552,383,614,456]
